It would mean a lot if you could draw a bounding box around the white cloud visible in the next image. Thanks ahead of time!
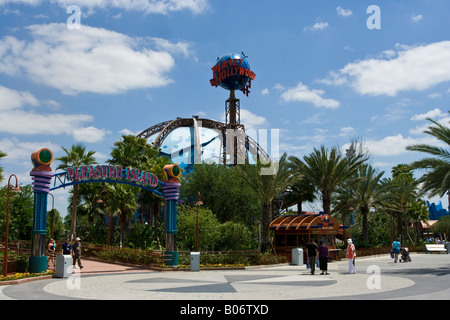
[315,71,347,86]
[261,88,269,95]
[336,41,450,96]
[410,108,446,121]
[240,109,268,129]
[339,127,356,137]
[364,134,444,156]
[273,83,286,91]
[73,126,111,143]
[147,37,193,58]
[0,109,110,143]
[410,109,450,135]
[300,113,328,125]
[0,85,39,111]
[119,128,140,136]
[336,7,352,17]
[0,23,180,95]
[0,0,41,5]
[0,0,210,15]
[0,85,109,142]
[304,21,328,32]
[411,14,423,22]
[0,110,91,135]
[427,93,441,99]
[0,137,59,162]
[280,82,340,109]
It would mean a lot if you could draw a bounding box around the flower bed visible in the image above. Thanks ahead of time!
[0,270,55,284]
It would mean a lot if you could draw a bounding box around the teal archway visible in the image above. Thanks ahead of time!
[29,148,181,273]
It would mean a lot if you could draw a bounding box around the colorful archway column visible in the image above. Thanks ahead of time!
[162,164,182,267]
[29,149,53,273]
[29,149,182,270]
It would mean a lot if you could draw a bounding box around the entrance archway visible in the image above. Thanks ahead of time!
[29,148,181,273]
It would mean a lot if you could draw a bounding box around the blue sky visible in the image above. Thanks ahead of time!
[1,0,450,216]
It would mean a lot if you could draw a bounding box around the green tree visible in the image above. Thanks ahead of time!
[291,145,367,216]
[378,175,419,242]
[177,205,220,251]
[0,184,34,241]
[217,221,256,250]
[234,153,292,252]
[47,208,65,240]
[73,182,109,243]
[109,184,139,247]
[406,115,450,205]
[181,163,260,225]
[406,199,430,243]
[432,215,450,235]
[109,135,160,169]
[0,150,6,183]
[56,144,97,240]
[283,158,316,213]
[108,135,169,247]
[344,164,384,244]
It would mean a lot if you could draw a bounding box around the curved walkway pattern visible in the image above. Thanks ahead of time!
[1,253,449,300]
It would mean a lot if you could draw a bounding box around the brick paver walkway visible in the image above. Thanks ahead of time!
[73,258,154,275]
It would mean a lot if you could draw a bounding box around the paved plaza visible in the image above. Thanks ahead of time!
[1,253,449,301]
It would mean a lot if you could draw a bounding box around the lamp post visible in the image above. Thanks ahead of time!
[195,191,203,252]
[3,174,21,277]
[97,189,111,248]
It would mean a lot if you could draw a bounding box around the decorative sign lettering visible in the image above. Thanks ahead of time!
[65,165,158,188]
[209,58,256,88]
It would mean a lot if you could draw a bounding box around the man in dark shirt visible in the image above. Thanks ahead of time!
[62,238,72,255]
[306,239,319,275]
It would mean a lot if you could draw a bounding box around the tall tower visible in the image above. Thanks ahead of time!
[210,52,256,165]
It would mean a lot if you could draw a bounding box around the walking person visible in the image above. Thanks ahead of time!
[47,238,56,270]
[347,239,356,274]
[62,238,72,255]
[72,237,83,269]
[306,239,319,275]
[318,241,329,275]
[392,238,401,263]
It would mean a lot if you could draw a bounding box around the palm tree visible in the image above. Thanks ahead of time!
[108,135,169,246]
[406,199,429,243]
[0,150,6,183]
[378,175,419,242]
[286,158,316,213]
[109,135,160,170]
[406,115,450,205]
[291,145,367,216]
[56,144,97,240]
[344,164,384,243]
[108,183,139,247]
[234,153,292,252]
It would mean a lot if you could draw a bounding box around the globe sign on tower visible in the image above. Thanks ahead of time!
[210,52,256,95]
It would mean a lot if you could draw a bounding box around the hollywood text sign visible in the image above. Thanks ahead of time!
[209,58,256,88]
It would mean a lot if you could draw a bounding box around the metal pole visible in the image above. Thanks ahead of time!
[195,191,203,252]
[196,205,199,252]
[3,174,20,277]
